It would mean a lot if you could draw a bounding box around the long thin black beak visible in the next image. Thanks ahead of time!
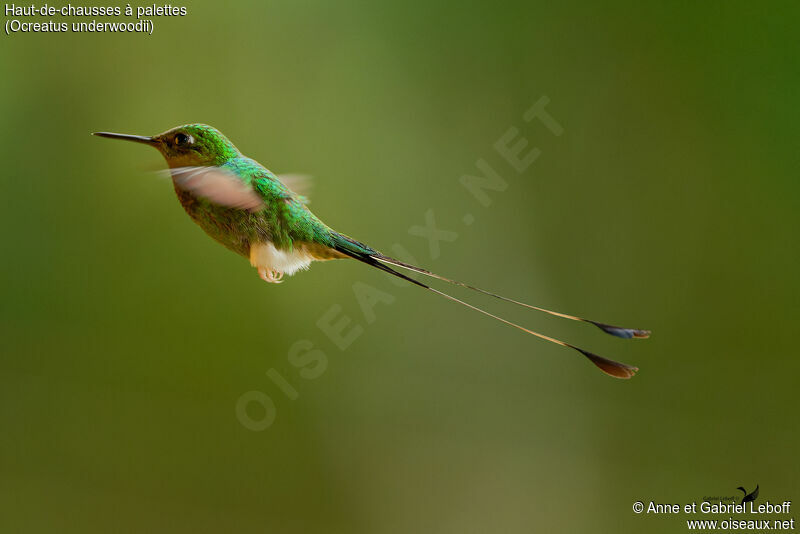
[93,132,158,146]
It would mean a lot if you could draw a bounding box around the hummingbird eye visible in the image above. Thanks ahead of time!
[174,133,193,147]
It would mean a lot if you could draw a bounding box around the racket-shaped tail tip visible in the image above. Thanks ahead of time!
[576,348,639,379]
[632,329,651,339]
[594,322,651,340]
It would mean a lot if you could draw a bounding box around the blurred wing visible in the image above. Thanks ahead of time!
[750,485,759,501]
[276,173,313,203]
[169,167,265,212]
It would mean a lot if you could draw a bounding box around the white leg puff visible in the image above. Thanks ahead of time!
[250,242,313,284]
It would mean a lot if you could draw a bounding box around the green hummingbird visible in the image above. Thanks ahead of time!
[94,124,650,378]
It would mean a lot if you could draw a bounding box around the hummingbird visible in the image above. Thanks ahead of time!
[94,124,650,378]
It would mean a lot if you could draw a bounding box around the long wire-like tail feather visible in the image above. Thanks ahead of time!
[331,238,639,379]
[372,254,650,339]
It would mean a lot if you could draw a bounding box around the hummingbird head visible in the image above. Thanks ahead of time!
[94,124,241,167]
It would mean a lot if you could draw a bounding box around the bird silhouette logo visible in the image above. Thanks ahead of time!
[737,484,759,505]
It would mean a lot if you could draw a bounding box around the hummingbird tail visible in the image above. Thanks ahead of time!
[370,254,650,339]
[329,235,639,379]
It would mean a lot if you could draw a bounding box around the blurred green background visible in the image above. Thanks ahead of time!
[2,1,798,532]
